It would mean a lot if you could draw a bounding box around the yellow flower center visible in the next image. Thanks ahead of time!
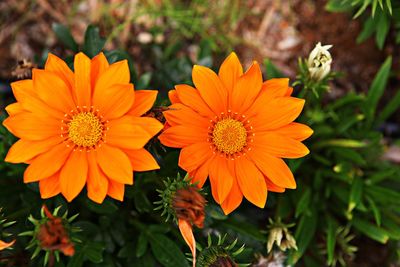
[67,112,103,147]
[212,118,247,154]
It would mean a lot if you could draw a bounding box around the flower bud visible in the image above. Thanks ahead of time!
[307,42,333,81]
[267,219,297,253]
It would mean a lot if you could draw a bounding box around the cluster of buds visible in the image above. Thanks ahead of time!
[266,218,297,253]
[155,173,206,267]
[20,205,80,266]
[306,42,333,82]
[197,234,245,267]
[0,208,16,251]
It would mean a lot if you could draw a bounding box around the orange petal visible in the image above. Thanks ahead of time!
[192,65,227,114]
[60,151,88,202]
[107,180,125,201]
[209,156,233,204]
[235,156,267,208]
[33,69,75,113]
[253,132,310,159]
[178,219,196,267]
[11,80,64,119]
[24,143,72,183]
[0,239,15,250]
[179,142,212,172]
[285,87,293,96]
[96,144,133,184]
[124,148,160,171]
[5,103,24,116]
[168,89,180,104]
[39,172,61,198]
[130,116,163,137]
[261,78,290,99]
[221,177,243,215]
[91,52,109,90]
[128,90,158,116]
[247,149,296,189]
[231,62,263,113]
[158,125,208,148]
[5,136,63,163]
[252,97,305,131]
[3,112,60,141]
[164,103,210,127]
[106,116,152,150]
[274,122,313,141]
[190,155,214,188]
[175,84,214,118]
[73,52,92,106]
[87,153,108,203]
[94,60,130,97]
[93,83,134,120]
[45,53,74,90]
[218,52,243,94]
[265,178,285,193]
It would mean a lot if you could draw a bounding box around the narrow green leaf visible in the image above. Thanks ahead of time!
[295,188,311,218]
[52,23,79,52]
[375,12,390,49]
[366,196,381,226]
[377,88,400,123]
[326,219,336,265]
[357,17,376,43]
[348,177,363,215]
[136,232,148,258]
[365,56,392,123]
[352,217,389,244]
[290,207,317,264]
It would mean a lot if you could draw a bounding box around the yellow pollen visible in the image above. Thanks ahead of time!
[212,118,247,154]
[68,112,103,147]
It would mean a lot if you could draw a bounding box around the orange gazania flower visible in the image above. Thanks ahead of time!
[3,52,163,203]
[159,52,312,214]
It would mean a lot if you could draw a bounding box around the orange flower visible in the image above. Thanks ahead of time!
[3,52,163,203]
[159,52,312,214]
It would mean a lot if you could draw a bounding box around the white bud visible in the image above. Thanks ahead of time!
[307,42,333,81]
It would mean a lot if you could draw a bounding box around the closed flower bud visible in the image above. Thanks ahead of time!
[307,42,333,81]
[172,186,206,228]
[267,219,297,253]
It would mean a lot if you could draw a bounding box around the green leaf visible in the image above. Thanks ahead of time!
[377,88,400,123]
[326,219,336,265]
[83,25,106,58]
[148,234,189,267]
[375,12,390,49]
[85,199,118,214]
[366,196,381,226]
[365,56,392,124]
[85,241,105,263]
[348,177,363,215]
[316,139,367,148]
[325,0,353,12]
[295,188,311,218]
[357,17,376,43]
[135,72,152,90]
[352,217,389,244]
[52,23,79,52]
[365,185,400,204]
[67,248,85,267]
[136,232,148,258]
[290,207,317,264]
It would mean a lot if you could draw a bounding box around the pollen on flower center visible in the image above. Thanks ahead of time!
[212,118,247,155]
[67,112,103,147]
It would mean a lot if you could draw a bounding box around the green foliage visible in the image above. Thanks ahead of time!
[326,0,400,49]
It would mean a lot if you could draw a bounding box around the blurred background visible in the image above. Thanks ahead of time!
[0,0,399,94]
